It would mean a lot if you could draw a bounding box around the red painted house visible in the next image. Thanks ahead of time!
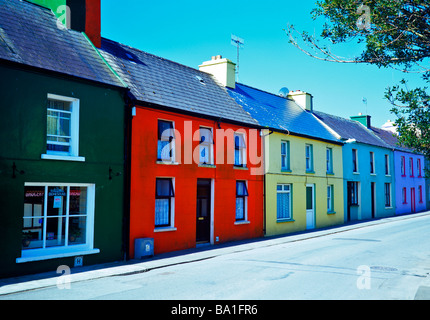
[100,41,264,258]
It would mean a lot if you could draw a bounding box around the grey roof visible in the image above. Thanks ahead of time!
[371,126,417,153]
[313,111,391,149]
[226,83,341,143]
[99,38,259,126]
[0,0,125,88]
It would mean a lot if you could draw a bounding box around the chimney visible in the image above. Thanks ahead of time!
[199,55,236,89]
[26,0,101,48]
[288,90,313,112]
[351,113,371,128]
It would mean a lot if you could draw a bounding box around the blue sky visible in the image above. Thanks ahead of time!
[101,0,423,128]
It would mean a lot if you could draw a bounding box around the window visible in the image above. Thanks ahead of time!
[326,148,333,173]
[234,133,246,167]
[384,183,391,207]
[417,158,422,177]
[419,185,423,203]
[348,181,359,205]
[19,183,96,263]
[370,152,375,174]
[402,187,407,204]
[157,120,175,162]
[155,178,175,228]
[401,156,406,176]
[409,157,414,177]
[277,184,292,220]
[327,185,334,212]
[42,94,84,161]
[352,149,358,173]
[305,144,314,172]
[236,181,248,221]
[281,141,290,171]
[199,127,214,165]
[385,154,390,175]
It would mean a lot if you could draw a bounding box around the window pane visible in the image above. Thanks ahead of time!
[156,179,174,197]
[155,199,170,226]
[70,187,87,215]
[45,217,66,248]
[200,145,209,164]
[277,192,290,220]
[68,216,87,245]
[236,181,248,196]
[47,187,67,217]
[22,187,45,250]
[158,140,172,160]
[236,197,245,220]
[200,128,213,144]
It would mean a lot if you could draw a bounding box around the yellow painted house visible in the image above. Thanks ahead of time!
[199,56,344,237]
[227,85,345,236]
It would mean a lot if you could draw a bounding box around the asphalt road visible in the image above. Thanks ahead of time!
[2,213,430,300]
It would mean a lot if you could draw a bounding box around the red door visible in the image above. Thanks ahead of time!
[411,188,416,213]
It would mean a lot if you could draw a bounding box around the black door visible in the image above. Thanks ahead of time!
[196,179,211,243]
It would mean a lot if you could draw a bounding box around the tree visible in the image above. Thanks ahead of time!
[286,0,430,157]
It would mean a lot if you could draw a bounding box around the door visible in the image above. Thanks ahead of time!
[196,179,211,243]
[411,188,416,213]
[371,182,376,218]
[306,184,315,229]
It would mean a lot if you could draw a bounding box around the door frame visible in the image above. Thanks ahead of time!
[196,179,214,244]
[306,184,315,230]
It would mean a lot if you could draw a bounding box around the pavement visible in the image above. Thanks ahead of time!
[1,211,430,298]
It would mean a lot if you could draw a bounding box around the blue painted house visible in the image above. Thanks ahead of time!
[372,124,427,215]
[314,113,396,221]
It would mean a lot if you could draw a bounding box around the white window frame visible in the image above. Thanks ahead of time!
[281,141,290,171]
[234,132,247,168]
[305,144,314,172]
[326,147,333,173]
[277,184,292,221]
[17,182,97,263]
[384,183,392,208]
[199,126,214,165]
[41,94,85,162]
[385,154,390,175]
[370,152,375,174]
[154,177,176,232]
[327,185,334,212]
[235,181,249,224]
[352,149,359,173]
[157,119,176,164]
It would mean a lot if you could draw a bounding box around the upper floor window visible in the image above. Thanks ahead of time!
[385,154,390,175]
[234,133,246,167]
[305,144,314,172]
[157,120,175,162]
[409,157,414,177]
[199,127,214,165]
[42,94,84,162]
[326,148,333,173]
[401,156,406,176]
[370,152,375,174]
[352,149,358,173]
[417,158,422,177]
[281,141,290,171]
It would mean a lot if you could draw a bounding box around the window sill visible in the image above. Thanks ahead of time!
[233,166,248,170]
[370,173,376,176]
[198,164,216,168]
[326,172,335,176]
[353,172,360,175]
[156,160,179,165]
[234,220,250,225]
[154,227,177,233]
[41,154,85,162]
[327,211,336,215]
[16,248,99,263]
[385,206,393,209]
[277,218,294,223]
[305,170,315,174]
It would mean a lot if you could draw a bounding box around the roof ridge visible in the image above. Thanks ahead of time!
[236,82,294,102]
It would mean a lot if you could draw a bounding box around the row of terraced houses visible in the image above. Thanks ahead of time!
[0,0,428,278]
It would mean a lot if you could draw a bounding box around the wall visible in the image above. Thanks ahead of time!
[342,142,395,221]
[264,132,344,236]
[394,151,427,214]
[129,106,264,258]
[0,64,125,278]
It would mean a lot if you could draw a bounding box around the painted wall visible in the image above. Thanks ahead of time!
[0,64,126,278]
[342,142,395,221]
[264,131,344,236]
[393,151,426,214]
[129,106,264,258]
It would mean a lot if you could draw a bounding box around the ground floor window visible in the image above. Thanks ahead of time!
[327,185,334,212]
[155,178,175,228]
[19,183,96,262]
[384,183,391,207]
[348,181,359,205]
[277,184,292,220]
[236,181,248,221]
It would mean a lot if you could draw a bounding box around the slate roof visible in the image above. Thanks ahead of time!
[371,126,417,153]
[226,83,341,143]
[313,111,391,149]
[0,0,125,88]
[99,38,260,126]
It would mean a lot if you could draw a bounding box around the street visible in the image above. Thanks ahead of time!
[1,213,430,300]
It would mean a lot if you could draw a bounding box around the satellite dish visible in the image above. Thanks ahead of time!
[278,87,290,98]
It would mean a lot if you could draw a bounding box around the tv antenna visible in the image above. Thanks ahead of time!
[362,97,368,115]
[231,34,244,80]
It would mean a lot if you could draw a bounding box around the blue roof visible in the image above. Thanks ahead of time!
[0,0,125,88]
[227,83,341,143]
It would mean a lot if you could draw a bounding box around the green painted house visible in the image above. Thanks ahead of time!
[0,0,129,278]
